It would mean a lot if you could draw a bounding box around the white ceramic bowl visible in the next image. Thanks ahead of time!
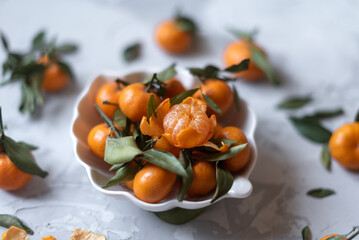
[71,67,258,212]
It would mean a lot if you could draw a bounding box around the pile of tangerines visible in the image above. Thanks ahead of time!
[87,62,251,203]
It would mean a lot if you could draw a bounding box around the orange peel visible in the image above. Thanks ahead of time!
[140,97,227,150]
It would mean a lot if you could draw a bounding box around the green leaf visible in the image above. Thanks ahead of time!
[278,96,312,109]
[113,108,127,130]
[142,148,187,177]
[320,144,331,171]
[123,43,141,62]
[57,61,74,79]
[1,33,9,51]
[202,93,223,115]
[203,65,220,78]
[157,64,177,82]
[31,30,46,51]
[17,142,38,151]
[142,64,177,84]
[3,135,48,178]
[109,163,125,171]
[176,16,197,33]
[13,62,46,76]
[202,143,248,162]
[211,162,234,203]
[170,88,199,107]
[289,117,332,143]
[355,109,359,122]
[147,94,158,119]
[228,28,257,42]
[305,108,344,120]
[250,46,280,85]
[154,207,206,225]
[307,188,335,198]
[224,59,250,73]
[103,164,139,188]
[209,137,238,148]
[19,83,36,114]
[232,85,241,112]
[301,226,312,240]
[0,214,34,235]
[55,43,78,54]
[104,137,143,165]
[94,104,120,138]
[177,151,194,201]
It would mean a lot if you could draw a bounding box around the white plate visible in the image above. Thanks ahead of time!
[71,67,258,212]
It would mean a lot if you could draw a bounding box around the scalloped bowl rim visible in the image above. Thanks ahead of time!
[71,67,258,212]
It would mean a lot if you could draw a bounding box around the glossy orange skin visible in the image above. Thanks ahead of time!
[164,78,186,99]
[125,180,134,190]
[215,126,250,172]
[119,83,161,122]
[87,123,110,159]
[42,236,57,240]
[0,153,33,190]
[329,122,359,170]
[133,164,177,203]
[96,81,122,119]
[213,123,223,139]
[37,55,70,92]
[193,79,234,116]
[153,136,181,157]
[321,234,346,240]
[223,40,265,81]
[187,161,217,197]
[155,20,193,54]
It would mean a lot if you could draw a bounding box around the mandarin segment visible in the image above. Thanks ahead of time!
[133,164,177,203]
[1,226,27,240]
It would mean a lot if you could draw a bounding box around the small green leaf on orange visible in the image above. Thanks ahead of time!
[202,93,222,115]
[232,85,241,112]
[224,59,250,73]
[211,162,234,203]
[170,88,199,107]
[250,46,280,85]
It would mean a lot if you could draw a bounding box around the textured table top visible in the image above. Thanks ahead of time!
[1,0,359,239]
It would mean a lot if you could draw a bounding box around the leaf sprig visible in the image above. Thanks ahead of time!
[143,64,177,97]
[188,59,250,82]
[175,11,197,33]
[0,30,77,115]
[0,107,47,178]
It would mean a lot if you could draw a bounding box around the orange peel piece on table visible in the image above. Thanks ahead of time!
[140,97,228,151]
[70,229,106,240]
[1,226,27,240]
[42,236,56,240]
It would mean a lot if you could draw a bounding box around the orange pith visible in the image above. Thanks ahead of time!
[140,97,218,149]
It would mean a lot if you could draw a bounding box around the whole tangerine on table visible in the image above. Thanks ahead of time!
[193,79,234,116]
[37,54,70,92]
[95,80,123,119]
[0,153,33,191]
[223,39,265,81]
[329,122,359,170]
[133,163,177,203]
[155,14,197,54]
[119,83,161,122]
[215,126,250,172]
